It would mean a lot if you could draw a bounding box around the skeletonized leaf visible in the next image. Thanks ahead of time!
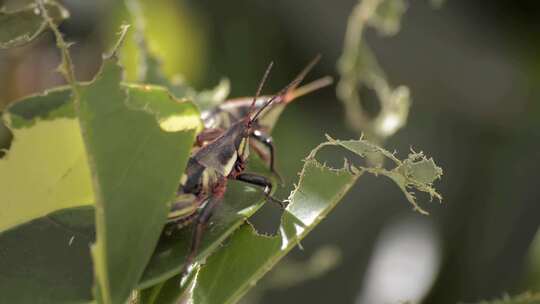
[324,135,443,214]
[0,1,68,49]
[368,0,407,36]
[337,0,410,141]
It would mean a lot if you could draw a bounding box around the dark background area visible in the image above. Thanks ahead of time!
[1,0,539,303]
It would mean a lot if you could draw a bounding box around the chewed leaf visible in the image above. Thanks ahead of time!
[177,136,442,303]
[36,12,202,301]
[0,80,201,304]
[369,0,407,36]
[323,135,443,214]
[78,55,201,304]
[401,151,444,185]
[189,158,356,304]
[0,1,68,49]
[337,0,411,141]
[125,84,202,133]
[321,134,400,164]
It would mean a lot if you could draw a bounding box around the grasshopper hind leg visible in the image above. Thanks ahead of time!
[179,178,227,280]
[234,172,287,209]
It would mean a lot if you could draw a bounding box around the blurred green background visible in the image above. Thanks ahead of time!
[1,0,539,303]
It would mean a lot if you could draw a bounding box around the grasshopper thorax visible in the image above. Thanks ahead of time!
[192,120,251,177]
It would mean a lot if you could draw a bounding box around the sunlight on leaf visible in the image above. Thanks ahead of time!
[0,80,201,303]
[120,0,206,83]
[79,55,200,303]
[0,88,92,232]
[124,0,229,112]
[36,13,200,301]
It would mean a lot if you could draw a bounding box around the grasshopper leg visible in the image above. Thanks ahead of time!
[234,172,287,209]
[180,178,227,280]
[250,130,283,184]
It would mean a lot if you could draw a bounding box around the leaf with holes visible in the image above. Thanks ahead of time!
[0,1,68,49]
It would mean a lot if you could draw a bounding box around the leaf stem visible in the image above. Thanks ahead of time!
[36,0,80,104]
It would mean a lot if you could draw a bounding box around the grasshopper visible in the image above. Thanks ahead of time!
[196,55,332,180]
[166,63,306,276]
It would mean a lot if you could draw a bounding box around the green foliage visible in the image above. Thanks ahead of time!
[0,1,68,49]
[525,230,540,292]
[0,88,91,232]
[82,56,199,304]
[0,207,95,303]
[143,136,441,304]
[0,1,445,303]
[0,16,201,304]
[125,0,230,112]
[0,82,201,304]
[321,135,442,214]
[471,293,540,304]
[138,157,273,289]
[337,0,410,142]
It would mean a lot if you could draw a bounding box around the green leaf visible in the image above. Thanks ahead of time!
[36,7,203,300]
[323,135,443,214]
[76,56,200,303]
[138,157,272,288]
[124,0,229,112]
[140,136,441,303]
[0,207,95,304]
[190,160,356,304]
[0,87,92,232]
[0,80,201,303]
[138,272,191,304]
[0,1,68,49]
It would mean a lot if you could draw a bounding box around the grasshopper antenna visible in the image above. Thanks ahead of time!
[294,54,321,86]
[283,54,322,100]
[250,77,302,123]
[248,55,321,123]
[249,62,274,114]
[287,76,333,101]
